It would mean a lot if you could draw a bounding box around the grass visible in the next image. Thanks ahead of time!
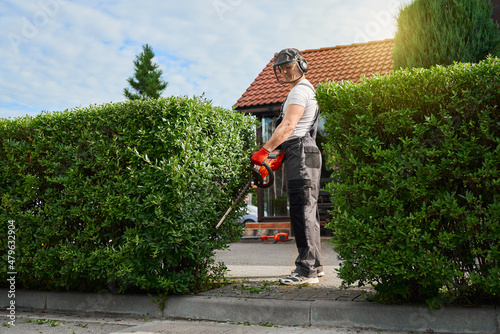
[26,318,64,327]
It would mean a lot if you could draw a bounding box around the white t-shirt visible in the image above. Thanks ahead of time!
[281,79,317,140]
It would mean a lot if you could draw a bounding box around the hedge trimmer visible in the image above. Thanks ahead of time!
[216,150,281,229]
[261,232,289,243]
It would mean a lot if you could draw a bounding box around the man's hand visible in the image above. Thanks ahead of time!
[251,147,269,166]
[259,150,284,177]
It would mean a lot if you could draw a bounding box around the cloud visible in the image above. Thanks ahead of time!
[0,0,407,119]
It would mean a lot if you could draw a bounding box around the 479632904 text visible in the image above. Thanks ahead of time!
[6,220,17,327]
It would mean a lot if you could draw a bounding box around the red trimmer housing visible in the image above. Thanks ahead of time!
[261,232,289,243]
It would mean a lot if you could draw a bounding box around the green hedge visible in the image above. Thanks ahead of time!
[0,97,256,296]
[316,57,500,305]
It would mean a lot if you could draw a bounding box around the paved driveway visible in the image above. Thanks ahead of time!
[215,238,343,287]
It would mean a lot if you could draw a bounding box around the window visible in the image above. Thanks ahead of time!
[262,116,289,217]
[260,115,333,218]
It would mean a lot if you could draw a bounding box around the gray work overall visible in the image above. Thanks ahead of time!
[278,88,323,278]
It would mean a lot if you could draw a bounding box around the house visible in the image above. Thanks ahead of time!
[492,0,500,30]
[235,39,395,237]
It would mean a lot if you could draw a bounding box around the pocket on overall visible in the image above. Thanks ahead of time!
[304,146,321,169]
[288,179,311,207]
[288,179,311,248]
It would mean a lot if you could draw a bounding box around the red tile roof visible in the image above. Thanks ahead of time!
[235,39,394,110]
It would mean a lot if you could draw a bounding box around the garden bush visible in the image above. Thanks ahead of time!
[0,96,256,296]
[316,57,500,305]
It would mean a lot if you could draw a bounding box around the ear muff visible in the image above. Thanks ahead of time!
[297,55,308,73]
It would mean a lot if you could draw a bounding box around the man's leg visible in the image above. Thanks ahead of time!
[282,137,322,281]
[298,138,322,277]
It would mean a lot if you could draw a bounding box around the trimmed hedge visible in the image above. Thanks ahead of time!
[316,57,500,305]
[392,0,500,70]
[0,97,256,295]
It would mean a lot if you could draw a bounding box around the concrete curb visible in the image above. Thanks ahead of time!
[0,289,162,318]
[164,296,499,333]
[164,296,311,326]
[311,301,498,333]
[1,289,499,333]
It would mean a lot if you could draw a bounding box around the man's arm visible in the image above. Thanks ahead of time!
[263,104,305,151]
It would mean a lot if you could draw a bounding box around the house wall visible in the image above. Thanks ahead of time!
[492,0,500,30]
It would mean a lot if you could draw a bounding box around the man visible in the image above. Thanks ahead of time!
[251,48,323,285]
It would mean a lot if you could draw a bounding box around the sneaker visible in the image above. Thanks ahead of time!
[279,274,319,285]
[291,270,325,278]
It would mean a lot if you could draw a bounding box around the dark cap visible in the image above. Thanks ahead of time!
[273,48,302,67]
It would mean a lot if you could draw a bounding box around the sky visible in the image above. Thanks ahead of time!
[0,0,413,119]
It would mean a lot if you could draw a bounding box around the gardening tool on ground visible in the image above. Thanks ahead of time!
[261,232,289,243]
[241,232,291,243]
[216,150,281,229]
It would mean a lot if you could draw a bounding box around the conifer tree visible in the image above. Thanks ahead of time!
[124,44,168,100]
[393,0,500,70]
